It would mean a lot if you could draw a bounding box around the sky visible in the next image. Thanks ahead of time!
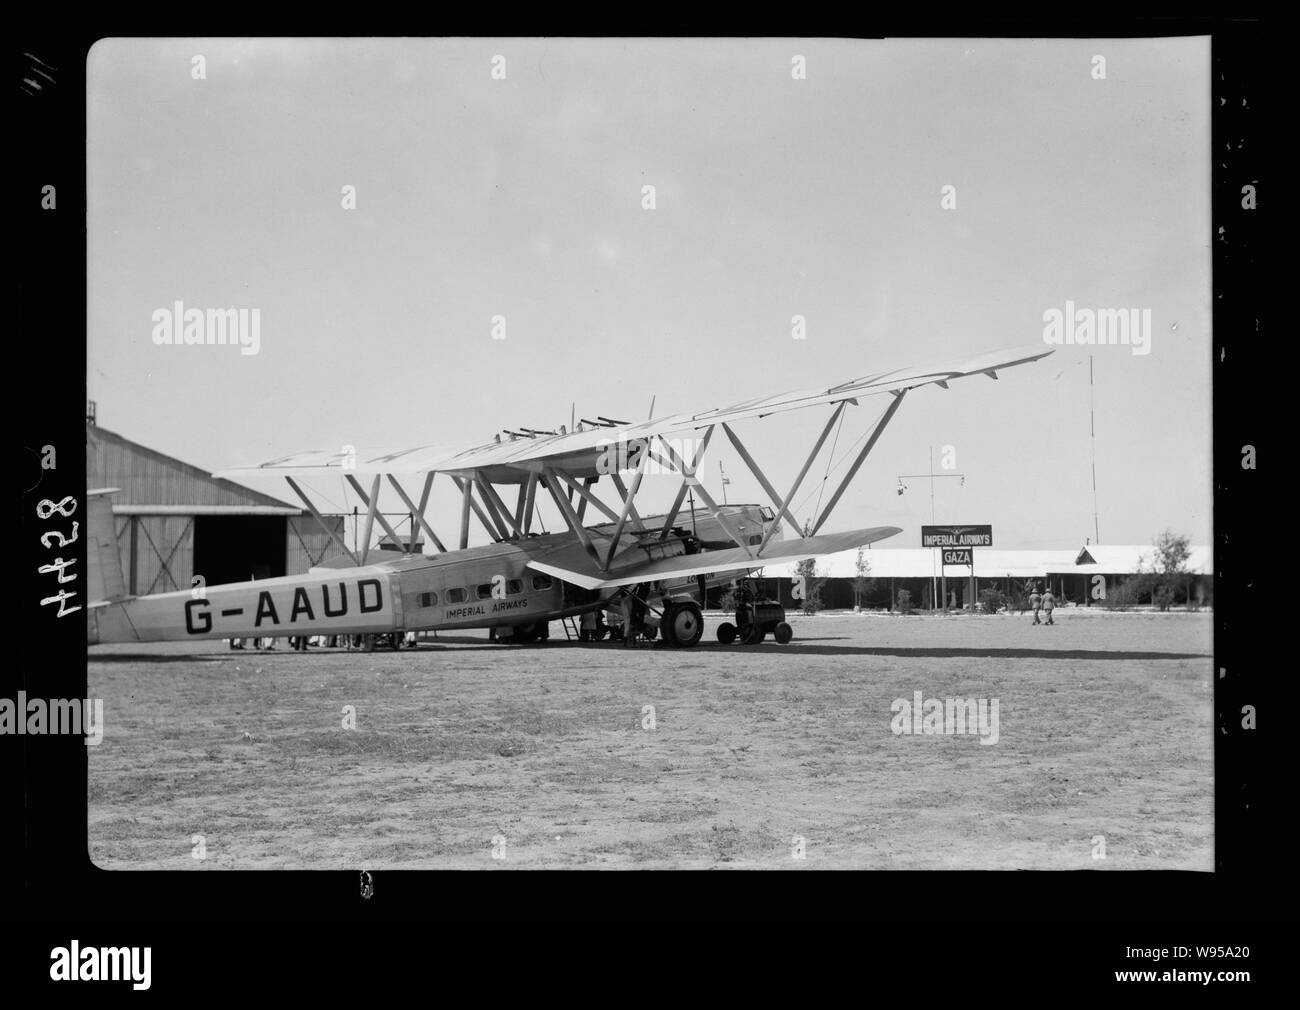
[88,37,1211,551]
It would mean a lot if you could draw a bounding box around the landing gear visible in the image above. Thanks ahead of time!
[662,601,703,648]
[716,622,737,645]
[494,622,550,644]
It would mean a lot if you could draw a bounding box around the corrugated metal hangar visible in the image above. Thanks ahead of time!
[87,421,347,595]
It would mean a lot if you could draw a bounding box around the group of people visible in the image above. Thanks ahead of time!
[1027,583,1056,626]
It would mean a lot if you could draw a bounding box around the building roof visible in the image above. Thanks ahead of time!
[1063,544,1213,575]
[87,424,299,512]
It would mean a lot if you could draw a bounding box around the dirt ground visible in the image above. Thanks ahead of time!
[87,609,1213,870]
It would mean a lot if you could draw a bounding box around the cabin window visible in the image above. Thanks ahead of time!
[447,588,466,604]
[507,579,523,595]
[759,506,775,521]
[532,574,553,590]
[417,591,438,608]
[749,534,763,545]
[477,583,493,600]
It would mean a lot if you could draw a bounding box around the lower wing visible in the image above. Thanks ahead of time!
[526,526,901,590]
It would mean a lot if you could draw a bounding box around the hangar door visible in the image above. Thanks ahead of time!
[192,515,287,586]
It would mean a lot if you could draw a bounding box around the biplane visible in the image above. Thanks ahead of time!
[86,344,1052,649]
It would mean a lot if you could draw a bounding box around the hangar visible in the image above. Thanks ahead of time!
[86,418,347,595]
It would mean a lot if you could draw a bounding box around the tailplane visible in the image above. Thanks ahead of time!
[86,488,137,644]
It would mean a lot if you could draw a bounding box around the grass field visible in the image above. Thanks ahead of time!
[88,609,1213,869]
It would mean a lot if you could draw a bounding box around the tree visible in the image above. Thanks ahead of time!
[1149,529,1193,611]
[852,547,875,610]
[794,556,825,615]
[1152,529,1191,577]
[1113,530,1193,611]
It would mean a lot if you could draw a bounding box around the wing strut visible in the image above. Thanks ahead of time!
[655,425,715,540]
[346,474,417,558]
[755,401,848,555]
[458,479,472,548]
[451,476,505,543]
[521,473,540,534]
[608,473,647,532]
[284,477,358,566]
[574,476,598,524]
[601,445,652,570]
[720,422,806,545]
[551,471,619,525]
[476,476,524,539]
[542,468,603,564]
[355,474,382,565]
[657,434,753,558]
[386,473,446,553]
[811,389,908,535]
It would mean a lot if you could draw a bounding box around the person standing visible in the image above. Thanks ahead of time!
[1028,583,1042,625]
[1041,586,1056,625]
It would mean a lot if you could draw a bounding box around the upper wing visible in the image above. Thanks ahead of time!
[524,525,902,591]
[212,344,1052,484]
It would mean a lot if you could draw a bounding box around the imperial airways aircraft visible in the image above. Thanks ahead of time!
[86,345,1052,649]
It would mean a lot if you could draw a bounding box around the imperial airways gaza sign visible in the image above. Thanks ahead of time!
[921,525,993,547]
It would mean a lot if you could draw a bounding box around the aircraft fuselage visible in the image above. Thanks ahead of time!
[87,505,776,644]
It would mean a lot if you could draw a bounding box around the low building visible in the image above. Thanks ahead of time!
[756,542,1212,610]
[1050,544,1214,608]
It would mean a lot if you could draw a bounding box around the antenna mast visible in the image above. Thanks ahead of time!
[1089,355,1101,544]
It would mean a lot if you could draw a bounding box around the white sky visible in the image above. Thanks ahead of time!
[88,37,1211,550]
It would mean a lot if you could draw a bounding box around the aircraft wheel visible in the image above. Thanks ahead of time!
[717,622,737,645]
[663,602,704,648]
[512,624,539,644]
[643,625,658,642]
[741,623,765,645]
[774,621,793,644]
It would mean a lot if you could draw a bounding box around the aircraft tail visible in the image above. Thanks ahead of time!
[86,488,138,644]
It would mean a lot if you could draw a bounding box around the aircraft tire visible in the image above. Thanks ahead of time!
[717,622,737,645]
[663,602,704,648]
[512,626,534,644]
[774,621,793,644]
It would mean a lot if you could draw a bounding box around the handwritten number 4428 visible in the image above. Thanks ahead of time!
[38,496,80,617]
